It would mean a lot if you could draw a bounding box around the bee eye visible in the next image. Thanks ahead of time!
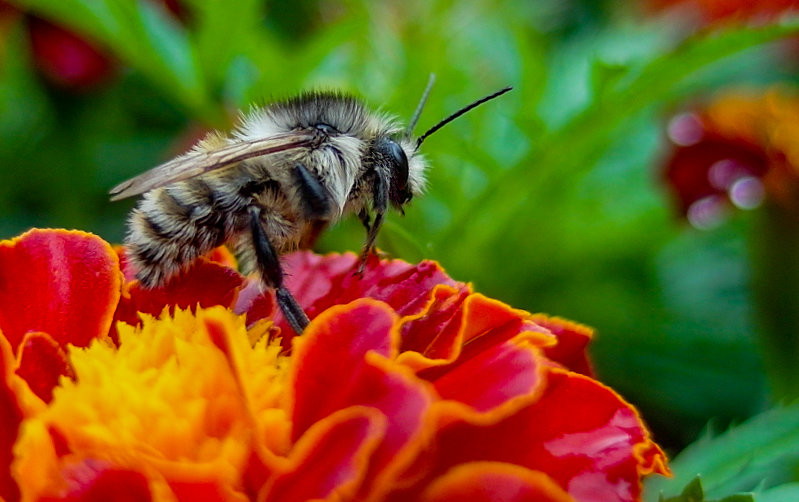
[386,140,409,192]
[376,137,412,206]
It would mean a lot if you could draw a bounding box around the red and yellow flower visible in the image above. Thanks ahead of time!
[0,228,669,502]
[662,87,799,227]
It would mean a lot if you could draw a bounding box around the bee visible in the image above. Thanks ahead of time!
[110,77,511,334]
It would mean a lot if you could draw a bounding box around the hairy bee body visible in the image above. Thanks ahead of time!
[125,92,427,287]
[113,81,510,333]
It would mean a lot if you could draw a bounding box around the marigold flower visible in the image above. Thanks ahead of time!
[662,87,799,228]
[0,228,669,501]
[645,0,799,24]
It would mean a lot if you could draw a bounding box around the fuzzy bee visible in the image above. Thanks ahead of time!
[110,77,511,334]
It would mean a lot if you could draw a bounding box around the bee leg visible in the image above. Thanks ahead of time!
[293,162,332,220]
[358,208,372,233]
[357,174,387,273]
[248,206,310,334]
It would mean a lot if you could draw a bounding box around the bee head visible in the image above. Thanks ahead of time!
[392,76,512,209]
[373,136,426,209]
[368,78,511,213]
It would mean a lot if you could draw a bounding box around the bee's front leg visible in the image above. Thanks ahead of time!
[248,206,310,334]
[357,171,388,273]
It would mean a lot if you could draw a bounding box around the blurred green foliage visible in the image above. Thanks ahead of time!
[4,1,799,498]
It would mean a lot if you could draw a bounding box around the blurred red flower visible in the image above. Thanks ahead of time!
[646,0,799,24]
[26,16,116,89]
[0,0,184,90]
[662,88,799,228]
[0,229,669,502]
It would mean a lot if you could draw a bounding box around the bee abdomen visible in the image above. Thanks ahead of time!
[126,183,238,288]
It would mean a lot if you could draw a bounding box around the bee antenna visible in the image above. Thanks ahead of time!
[405,74,436,138]
[415,86,512,150]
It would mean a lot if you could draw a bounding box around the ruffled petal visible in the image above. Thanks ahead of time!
[113,258,244,334]
[2,233,668,502]
[0,229,121,351]
[290,299,438,499]
[15,331,75,403]
[396,369,668,502]
[407,294,553,374]
[262,407,387,502]
[531,315,594,376]
[426,338,544,419]
[11,423,154,502]
[241,251,469,342]
[116,245,237,283]
[398,285,471,361]
[419,462,574,502]
[232,278,277,327]
[290,299,399,438]
[41,462,153,502]
[205,246,238,270]
[1,334,24,502]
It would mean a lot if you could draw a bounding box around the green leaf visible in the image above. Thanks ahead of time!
[670,477,705,502]
[436,18,799,255]
[645,403,799,502]
[755,483,799,502]
[721,496,756,502]
[659,477,755,502]
[184,0,276,101]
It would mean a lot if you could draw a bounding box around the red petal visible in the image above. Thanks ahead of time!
[399,284,470,360]
[532,315,594,376]
[204,246,238,270]
[398,369,667,502]
[245,251,469,340]
[116,245,237,282]
[290,299,398,439]
[0,334,23,502]
[263,407,387,502]
[232,278,277,327]
[48,425,71,457]
[113,258,243,332]
[413,294,553,376]
[113,245,137,283]
[419,462,574,502]
[290,299,436,499]
[0,229,121,351]
[15,331,75,403]
[456,295,548,347]
[39,461,152,502]
[430,339,543,416]
[168,479,243,502]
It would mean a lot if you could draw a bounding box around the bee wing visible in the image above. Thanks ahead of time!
[109,132,317,201]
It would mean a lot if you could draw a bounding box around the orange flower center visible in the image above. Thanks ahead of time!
[13,307,288,500]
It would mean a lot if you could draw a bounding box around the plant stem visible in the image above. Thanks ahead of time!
[751,202,799,401]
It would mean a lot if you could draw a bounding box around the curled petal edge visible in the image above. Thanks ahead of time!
[420,461,574,502]
[397,293,555,373]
